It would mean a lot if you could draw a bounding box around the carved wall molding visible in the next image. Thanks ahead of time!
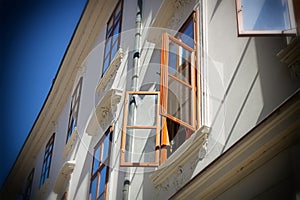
[277,36,300,80]
[96,48,124,94]
[94,89,122,131]
[150,126,210,190]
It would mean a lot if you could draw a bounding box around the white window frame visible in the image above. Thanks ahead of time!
[236,0,297,36]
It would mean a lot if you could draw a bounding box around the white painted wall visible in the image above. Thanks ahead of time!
[19,0,299,199]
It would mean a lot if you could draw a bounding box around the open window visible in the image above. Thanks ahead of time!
[120,92,160,167]
[160,11,199,161]
[236,0,298,36]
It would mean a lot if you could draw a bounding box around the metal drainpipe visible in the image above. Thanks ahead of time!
[123,0,142,200]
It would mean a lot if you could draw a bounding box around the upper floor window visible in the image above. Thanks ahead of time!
[24,168,34,200]
[89,126,113,200]
[160,11,199,160]
[66,77,83,143]
[236,0,298,36]
[102,0,123,75]
[40,133,55,187]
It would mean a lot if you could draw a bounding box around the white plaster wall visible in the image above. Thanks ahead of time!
[25,0,300,199]
[192,0,300,182]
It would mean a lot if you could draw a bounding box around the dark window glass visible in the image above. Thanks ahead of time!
[66,77,83,143]
[89,127,112,200]
[40,133,55,187]
[102,0,123,75]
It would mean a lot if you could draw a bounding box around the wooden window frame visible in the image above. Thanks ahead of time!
[89,126,113,200]
[66,77,83,143]
[24,168,35,200]
[102,0,123,76]
[120,91,161,167]
[40,133,55,187]
[235,0,297,36]
[160,10,199,162]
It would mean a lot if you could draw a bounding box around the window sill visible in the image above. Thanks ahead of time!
[53,160,76,194]
[150,125,210,187]
[63,128,78,159]
[96,48,124,95]
[86,89,122,135]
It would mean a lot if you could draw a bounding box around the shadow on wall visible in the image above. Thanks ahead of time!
[254,37,300,122]
[209,36,299,153]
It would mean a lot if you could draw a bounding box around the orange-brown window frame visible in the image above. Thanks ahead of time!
[89,126,113,200]
[120,91,160,167]
[160,10,199,162]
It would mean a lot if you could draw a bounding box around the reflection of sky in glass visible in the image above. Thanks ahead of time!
[243,0,291,30]
[99,167,107,195]
[90,178,97,200]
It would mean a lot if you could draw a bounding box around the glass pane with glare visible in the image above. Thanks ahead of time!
[126,94,158,126]
[242,0,291,30]
[124,128,156,163]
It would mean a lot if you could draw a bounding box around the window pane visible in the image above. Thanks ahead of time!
[93,147,100,174]
[127,94,158,126]
[124,128,156,163]
[114,2,121,21]
[104,37,111,58]
[111,42,118,61]
[168,40,192,85]
[168,77,192,125]
[102,136,110,162]
[98,167,107,195]
[107,19,113,37]
[179,20,194,48]
[112,23,120,44]
[90,177,98,200]
[242,0,291,30]
[103,57,110,74]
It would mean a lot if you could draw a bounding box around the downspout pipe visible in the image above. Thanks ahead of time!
[123,0,142,200]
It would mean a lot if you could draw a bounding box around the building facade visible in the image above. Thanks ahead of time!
[1,0,300,199]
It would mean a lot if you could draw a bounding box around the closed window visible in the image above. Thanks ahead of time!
[102,0,123,75]
[24,168,34,200]
[236,0,297,36]
[66,77,83,143]
[40,133,55,187]
[89,127,113,200]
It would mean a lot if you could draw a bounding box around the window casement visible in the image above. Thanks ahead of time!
[235,0,298,36]
[160,11,199,161]
[89,126,113,200]
[102,0,123,76]
[66,77,83,143]
[120,91,161,167]
[40,133,55,187]
[24,168,35,200]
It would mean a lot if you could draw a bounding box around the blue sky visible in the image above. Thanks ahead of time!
[0,0,86,188]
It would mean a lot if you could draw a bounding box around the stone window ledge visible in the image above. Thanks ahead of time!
[63,128,78,159]
[53,160,76,194]
[150,125,210,187]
